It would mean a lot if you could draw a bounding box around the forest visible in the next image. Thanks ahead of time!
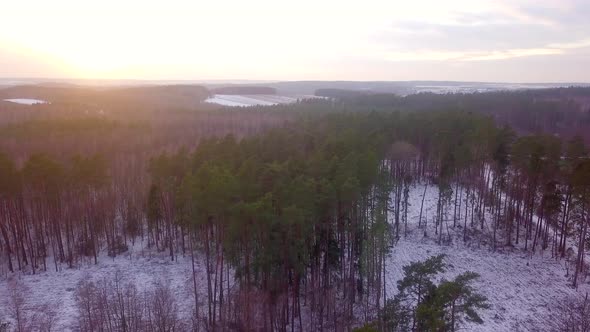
[2,86,590,331]
[211,86,277,95]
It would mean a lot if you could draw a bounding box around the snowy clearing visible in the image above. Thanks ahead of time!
[204,94,314,107]
[0,241,213,331]
[3,98,48,105]
[1,183,588,331]
[384,183,589,332]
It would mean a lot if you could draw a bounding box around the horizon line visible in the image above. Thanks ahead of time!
[2,77,590,86]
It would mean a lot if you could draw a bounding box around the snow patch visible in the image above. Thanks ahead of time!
[384,183,590,331]
[3,98,48,105]
[205,94,314,107]
[0,241,212,331]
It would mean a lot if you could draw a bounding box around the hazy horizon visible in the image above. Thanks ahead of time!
[1,0,589,83]
[1,77,589,86]
[0,78,587,85]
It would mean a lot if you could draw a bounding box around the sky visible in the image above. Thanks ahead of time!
[0,0,589,82]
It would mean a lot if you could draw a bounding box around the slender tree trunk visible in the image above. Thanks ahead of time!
[190,228,199,331]
[419,183,427,229]
[574,197,587,288]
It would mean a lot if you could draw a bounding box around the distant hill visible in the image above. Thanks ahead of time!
[3,79,588,97]
[211,86,277,95]
[206,80,590,96]
[0,84,210,110]
[101,85,210,108]
[314,88,370,98]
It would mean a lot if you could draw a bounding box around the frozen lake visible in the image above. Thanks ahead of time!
[3,98,48,105]
[205,94,316,107]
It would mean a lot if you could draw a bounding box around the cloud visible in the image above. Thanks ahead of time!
[375,47,563,62]
[0,0,589,81]
[368,0,590,66]
[462,48,563,61]
[547,39,590,49]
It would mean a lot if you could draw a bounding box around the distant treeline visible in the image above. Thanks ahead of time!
[326,87,590,143]
[211,86,277,95]
[0,84,211,111]
[314,88,370,98]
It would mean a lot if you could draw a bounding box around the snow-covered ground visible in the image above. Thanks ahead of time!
[0,241,212,331]
[205,94,315,107]
[384,183,589,331]
[3,98,48,105]
[1,183,587,331]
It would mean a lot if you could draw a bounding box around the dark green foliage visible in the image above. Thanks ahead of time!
[417,272,490,331]
[382,297,412,331]
[492,125,514,176]
[353,323,380,332]
[397,254,447,303]
[385,256,488,332]
[572,160,590,194]
[22,153,64,194]
[0,152,19,197]
[147,184,163,229]
[71,154,108,189]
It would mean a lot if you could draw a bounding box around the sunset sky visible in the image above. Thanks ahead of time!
[1,0,589,82]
